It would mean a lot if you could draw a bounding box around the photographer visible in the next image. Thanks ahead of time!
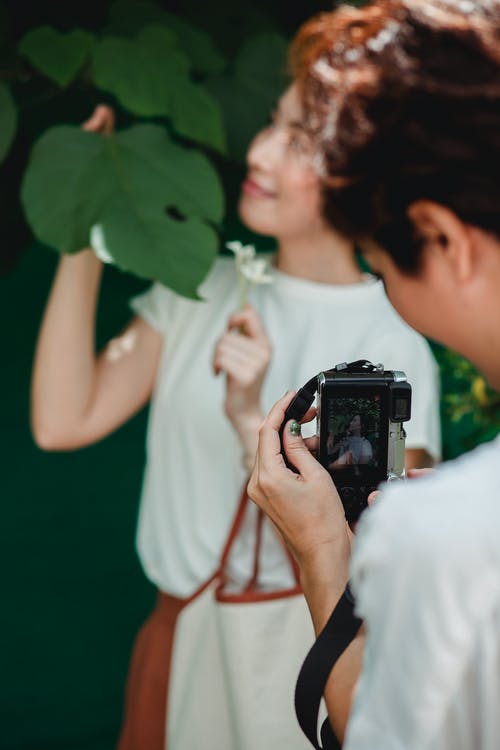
[248,1,500,748]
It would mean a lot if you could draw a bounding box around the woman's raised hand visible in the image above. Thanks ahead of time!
[81,104,115,135]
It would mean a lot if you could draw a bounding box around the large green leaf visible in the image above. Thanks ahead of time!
[19,26,96,87]
[171,80,226,153]
[21,124,224,297]
[107,0,226,75]
[0,83,16,164]
[91,26,226,152]
[207,32,289,162]
[91,27,188,118]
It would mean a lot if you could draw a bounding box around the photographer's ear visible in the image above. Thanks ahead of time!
[407,200,473,283]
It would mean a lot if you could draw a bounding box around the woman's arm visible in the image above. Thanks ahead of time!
[31,106,162,451]
[248,392,363,740]
[31,250,162,450]
[213,303,272,471]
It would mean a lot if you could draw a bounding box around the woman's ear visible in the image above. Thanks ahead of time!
[407,200,473,282]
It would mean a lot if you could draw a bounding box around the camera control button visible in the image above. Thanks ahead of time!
[387,472,402,482]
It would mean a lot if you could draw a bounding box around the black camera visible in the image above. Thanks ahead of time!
[279,360,411,523]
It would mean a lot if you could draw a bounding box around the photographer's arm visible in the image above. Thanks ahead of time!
[248,392,364,742]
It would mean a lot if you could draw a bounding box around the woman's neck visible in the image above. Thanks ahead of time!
[274,229,364,285]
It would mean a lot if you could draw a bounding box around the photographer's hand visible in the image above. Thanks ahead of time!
[213,304,272,472]
[248,391,352,631]
[248,392,364,743]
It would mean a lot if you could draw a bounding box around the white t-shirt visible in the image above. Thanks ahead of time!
[346,434,500,750]
[339,436,373,464]
[131,256,441,597]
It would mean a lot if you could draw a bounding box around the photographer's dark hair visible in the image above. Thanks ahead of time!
[290,0,500,272]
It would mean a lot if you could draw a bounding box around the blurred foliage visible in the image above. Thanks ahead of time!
[431,344,500,459]
[0,82,16,162]
[0,0,288,293]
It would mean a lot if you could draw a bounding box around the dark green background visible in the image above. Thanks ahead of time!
[1,246,152,750]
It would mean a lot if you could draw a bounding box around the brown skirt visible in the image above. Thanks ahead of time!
[115,590,188,750]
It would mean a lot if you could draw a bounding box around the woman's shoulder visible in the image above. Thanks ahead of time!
[150,255,237,304]
[198,255,238,298]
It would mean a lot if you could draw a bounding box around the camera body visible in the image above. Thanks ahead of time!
[317,363,411,522]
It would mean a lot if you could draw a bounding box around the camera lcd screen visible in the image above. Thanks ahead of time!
[325,394,382,472]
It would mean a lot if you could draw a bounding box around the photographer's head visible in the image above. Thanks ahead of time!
[290,0,500,385]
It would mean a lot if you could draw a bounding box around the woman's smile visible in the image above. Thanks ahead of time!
[242,176,276,199]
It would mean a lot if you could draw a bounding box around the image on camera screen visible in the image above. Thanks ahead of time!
[326,395,381,471]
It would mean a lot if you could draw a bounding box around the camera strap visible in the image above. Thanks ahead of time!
[294,585,363,749]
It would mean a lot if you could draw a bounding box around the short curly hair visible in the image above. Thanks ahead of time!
[290,0,500,272]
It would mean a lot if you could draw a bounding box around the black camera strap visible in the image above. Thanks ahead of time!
[294,585,363,750]
[285,361,374,745]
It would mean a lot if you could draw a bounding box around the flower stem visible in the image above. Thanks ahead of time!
[238,272,248,310]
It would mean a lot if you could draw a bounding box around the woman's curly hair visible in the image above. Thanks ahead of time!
[290,0,500,271]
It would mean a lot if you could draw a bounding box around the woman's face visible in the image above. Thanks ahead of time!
[348,415,362,435]
[238,84,325,240]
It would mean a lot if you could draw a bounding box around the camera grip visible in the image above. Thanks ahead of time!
[279,388,316,473]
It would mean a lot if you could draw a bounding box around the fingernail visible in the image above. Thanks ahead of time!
[289,420,301,436]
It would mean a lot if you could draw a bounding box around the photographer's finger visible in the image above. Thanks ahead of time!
[282,419,323,479]
[407,468,434,480]
[367,490,380,506]
[301,406,317,425]
[257,393,297,473]
[303,435,319,455]
[265,391,297,431]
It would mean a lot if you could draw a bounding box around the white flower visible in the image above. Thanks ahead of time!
[240,258,273,285]
[226,240,256,267]
[227,239,273,308]
[90,224,114,264]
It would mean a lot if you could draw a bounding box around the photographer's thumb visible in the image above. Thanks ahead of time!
[283,420,318,478]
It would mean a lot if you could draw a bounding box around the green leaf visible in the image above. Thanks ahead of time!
[171,80,226,153]
[100,200,217,298]
[91,27,188,118]
[207,32,289,162]
[92,26,226,151]
[21,124,224,296]
[0,83,17,164]
[159,12,226,76]
[107,0,226,75]
[19,26,96,87]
